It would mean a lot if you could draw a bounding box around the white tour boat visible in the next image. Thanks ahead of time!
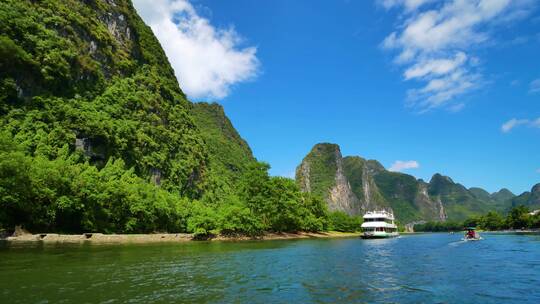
[361,210,399,239]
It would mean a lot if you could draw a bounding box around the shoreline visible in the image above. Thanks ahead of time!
[0,231,363,245]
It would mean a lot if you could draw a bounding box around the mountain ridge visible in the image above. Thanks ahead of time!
[296,143,523,223]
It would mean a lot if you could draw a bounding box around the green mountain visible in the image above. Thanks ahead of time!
[296,143,516,223]
[0,0,209,194]
[191,102,255,184]
[0,0,331,236]
[427,174,495,220]
[0,0,219,232]
[511,184,540,210]
[491,188,515,204]
[469,187,492,202]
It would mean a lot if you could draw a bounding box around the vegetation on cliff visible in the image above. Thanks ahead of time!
[510,184,540,210]
[191,102,254,186]
[0,0,346,235]
[295,143,339,199]
[296,143,527,224]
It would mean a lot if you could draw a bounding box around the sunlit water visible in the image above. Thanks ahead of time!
[1,233,540,303]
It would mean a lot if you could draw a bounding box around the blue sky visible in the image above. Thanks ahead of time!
[134,0,540,194]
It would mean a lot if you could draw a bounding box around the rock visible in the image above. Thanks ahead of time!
[150,168,162,186]
[12,225,30,237]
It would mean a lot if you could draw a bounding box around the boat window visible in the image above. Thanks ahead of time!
[364,218,389,222]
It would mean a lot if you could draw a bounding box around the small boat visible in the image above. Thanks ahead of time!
[463,227,482,241]
[360,210,399,239]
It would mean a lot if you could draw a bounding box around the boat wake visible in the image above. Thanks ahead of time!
[448,239,467,247]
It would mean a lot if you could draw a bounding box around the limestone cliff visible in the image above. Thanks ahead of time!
[296,143,511,223]
[296,144,359,215]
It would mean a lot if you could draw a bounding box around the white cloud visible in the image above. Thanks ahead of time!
[406,70,480,112]
[380,0,536,112]
[536,168,540,174]
[379,0,434,11]
[389,160,420,172]
[530,78,540,93]
[501,117,540,133]
[404,52,467,80]
[132,0,259,99]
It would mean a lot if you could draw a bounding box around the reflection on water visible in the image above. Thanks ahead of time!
[1,233,540,303]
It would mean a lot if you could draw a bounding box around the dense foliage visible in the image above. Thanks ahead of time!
[413,221,466,232]
[0,0,209,197]
[327,211,363,232]
[191,102,254,185]
[0,0,369,236]
[414,206,540,232]
[0,130,360,235]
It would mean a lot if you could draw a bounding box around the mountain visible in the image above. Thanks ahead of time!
[491,188,515,203]
[0,0,268,233]
[296,143,514,223]
[511,184,540,210]
[427,174,495,220]
[0,0,213,195]
[191,102,255,184]
[469,187,492,202]
[1,0,334,236]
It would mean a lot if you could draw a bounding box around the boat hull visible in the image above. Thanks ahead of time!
[361,232,399,239]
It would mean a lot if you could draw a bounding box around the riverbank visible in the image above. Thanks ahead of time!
[0,231,363,244]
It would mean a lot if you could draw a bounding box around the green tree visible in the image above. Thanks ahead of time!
[506,205,530,229]
[328,211,362,232]
[479,211,505,231]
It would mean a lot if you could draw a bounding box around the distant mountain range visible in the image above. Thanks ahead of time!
[296,143,540,224]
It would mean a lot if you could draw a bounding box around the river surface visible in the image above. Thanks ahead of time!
[1,233,539,303]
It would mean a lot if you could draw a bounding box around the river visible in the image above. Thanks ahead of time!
[1,233,539,303]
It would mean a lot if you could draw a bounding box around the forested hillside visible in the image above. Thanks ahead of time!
[0,0,335,235]
[191,102,254,185]
[511,184,540,210]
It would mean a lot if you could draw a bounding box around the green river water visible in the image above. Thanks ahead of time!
[1,233,540,303]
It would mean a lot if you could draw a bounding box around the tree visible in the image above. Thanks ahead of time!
[506,205,530,229]
[479,211,505,231]
[328,211,362,232]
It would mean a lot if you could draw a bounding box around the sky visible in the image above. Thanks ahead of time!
[133,0,540,194]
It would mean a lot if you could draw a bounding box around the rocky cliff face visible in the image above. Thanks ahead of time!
[327,148,359,214]
[342,156,388,214]
[296,143,514,223]
[295,144,359,214]
[296,144,407,218]
[415,182,447,221]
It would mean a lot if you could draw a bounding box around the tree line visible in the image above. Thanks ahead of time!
[0,132,363,236]
[414,206,540,232]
